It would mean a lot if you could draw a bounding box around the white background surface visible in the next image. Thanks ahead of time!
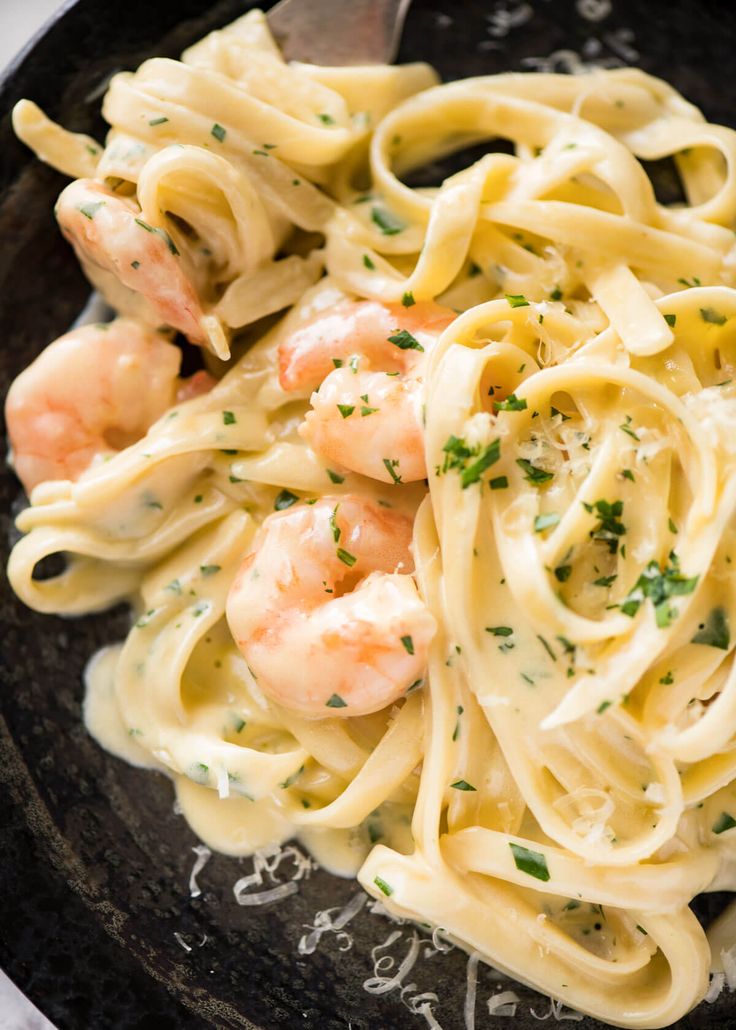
[1,8,66,1026]
[0,0,65,72]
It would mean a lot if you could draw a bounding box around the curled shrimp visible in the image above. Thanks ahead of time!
[225,494,436,718]
[55,178,207,345]
[278,300,454,483]
[5,318,213,492]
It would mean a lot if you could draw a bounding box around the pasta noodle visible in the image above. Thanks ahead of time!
[8,9,736,1026]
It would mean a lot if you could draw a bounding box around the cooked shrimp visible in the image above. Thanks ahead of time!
[278,300,454,483]
[5,319,212,492]
[55,179,207,344]
[226,495,436,718]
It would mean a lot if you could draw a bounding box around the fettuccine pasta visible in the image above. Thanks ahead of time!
[8,10,736,1027]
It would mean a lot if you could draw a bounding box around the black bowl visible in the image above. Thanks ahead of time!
[1,2,735,1028]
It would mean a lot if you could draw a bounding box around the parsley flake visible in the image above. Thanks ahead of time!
[388,328,423,352]
[534,512,560,533]
[371,206,404,235]
[509,842,550,881]
[494,393,527,412]
[691,607,730,650]
[516,458,553,484]
[274,489,299,510]
[450,780,477,792]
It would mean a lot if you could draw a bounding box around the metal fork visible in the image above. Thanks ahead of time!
[267,0,413,65]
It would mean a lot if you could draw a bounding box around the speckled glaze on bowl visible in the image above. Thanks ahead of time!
[1,1,735,1027]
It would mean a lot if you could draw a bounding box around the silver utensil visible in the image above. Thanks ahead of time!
[267,0,412,65]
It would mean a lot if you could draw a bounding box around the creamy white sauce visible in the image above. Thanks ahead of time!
[83,644,161,769]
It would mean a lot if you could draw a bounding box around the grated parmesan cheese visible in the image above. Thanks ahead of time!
[188,844,211,899]
[487,991,520,1016]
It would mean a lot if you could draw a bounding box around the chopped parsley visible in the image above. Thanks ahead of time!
[619,415,640,441]
[554,564,572,583]
[400,635,415,655]
[700,307,727,326]
[336,548,357,567]
[374,876,394,896]
[131,260,140,269]
[337,404,355,419]
[363,254,375,270]
[619,554,698,626]
[371,206,404,235]
[659,671,674,685]
[534,512,560,533]
[148,116,169,126]
[279,765,304,790]
[691,607,730,650]
[383,458,403,484]
[584,498,626,554]
[621,469,635,482]
[505,293,530,308]
[490,475,508,490]
[597,700,612,714]
[509,842,550,881]
[388,328,423,352]
[439,435,501,488]
[550,287,563,301]
[79,200,105,220]
[401,291,416,307]
[486,626,513,637]
[211,122,226,142]
[712,812,736,835]
[222,410,236,425]
[494,393,527,412]
[329,505,341,543]
[317,112,335,125]
[593,574,617,587]
[199,564,221,576]
[450,780,477,792]
[326,469,345,484]
[274,489,299,510]
[326,693,348,708]
[677,276,701,288]
[664,313,677,327]
[134,218,179,255]
[516,458,553,484]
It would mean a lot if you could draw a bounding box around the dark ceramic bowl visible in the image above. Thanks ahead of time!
[1,1,735,1027]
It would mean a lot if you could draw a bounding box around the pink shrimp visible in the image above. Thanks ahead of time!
[55,178,207,344]
[5,318,213,492]
[278,300,455,483]
[226,495,436,718]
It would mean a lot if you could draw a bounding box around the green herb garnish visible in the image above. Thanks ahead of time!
[371,206,404,235]
[509,842,550,881]
[516,458,553,484]
[274,489,299,510]
[450,780,477,792]
[388,328,423,352]
[534,513,560,533]
[692,607,730,650]
[494,394,527,412]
